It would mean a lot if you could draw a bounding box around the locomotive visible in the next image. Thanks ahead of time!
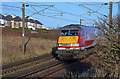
[55,24,101,60]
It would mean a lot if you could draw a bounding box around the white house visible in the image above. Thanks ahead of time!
[26,17,36,30]
[34,18,43,29]
[42,26,52,30]
[0,14,10,27]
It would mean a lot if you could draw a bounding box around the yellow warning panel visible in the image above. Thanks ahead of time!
[58,36,78,43]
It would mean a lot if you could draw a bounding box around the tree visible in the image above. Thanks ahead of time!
[94,15,120,77]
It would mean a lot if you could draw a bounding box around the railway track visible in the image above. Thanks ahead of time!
[16,53,95,78]
[2,54,57,77]
[2,51,95,78]
[2,54,52,70]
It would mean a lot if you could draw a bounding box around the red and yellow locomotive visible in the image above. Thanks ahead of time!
[55,24,101,60]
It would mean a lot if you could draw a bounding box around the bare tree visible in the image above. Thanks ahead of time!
[94,15,120,77]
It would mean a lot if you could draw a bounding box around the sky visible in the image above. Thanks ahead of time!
[1,1,119,29]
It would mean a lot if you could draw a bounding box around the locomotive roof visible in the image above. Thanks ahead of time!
[61,24,98,30]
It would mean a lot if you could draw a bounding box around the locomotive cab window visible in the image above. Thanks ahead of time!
[81,29,86,36]
[60,30,69,36]
[70,30,79,36]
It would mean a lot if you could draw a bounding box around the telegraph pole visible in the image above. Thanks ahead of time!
[109,2,113,28]
[22,4,25,55]
[80,19,82,26]
[118,1,120,32]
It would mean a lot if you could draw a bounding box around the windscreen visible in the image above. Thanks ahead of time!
[70,30,79,36]
[60,30,69,36]
[60,30,79,36]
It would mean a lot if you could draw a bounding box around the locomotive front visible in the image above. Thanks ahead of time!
[56,25,84,60]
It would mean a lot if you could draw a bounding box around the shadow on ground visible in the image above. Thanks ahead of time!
[63,62,94,78]
[51,47,60,60]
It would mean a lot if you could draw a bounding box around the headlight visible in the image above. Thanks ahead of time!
[71,43,79,46]
[57,44,64,46]
[71,43,83,46]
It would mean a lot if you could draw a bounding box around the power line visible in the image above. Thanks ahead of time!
[28,5,53,17]
[0,4,22,9]
[2,7,21,12]
[24,2,96,24]
[23,4,80,22]
[48,6,89,18]
[1,2,96,25]
[29,6,79,22]
[78,2,108,5]
[38,13,79,23]
[66,2,108,18]
[96,4,104,12]
[28,3,85,18]
[27,2,87,18]
[27,2,97,22]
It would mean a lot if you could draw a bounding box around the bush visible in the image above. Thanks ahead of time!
[94,15,120,77]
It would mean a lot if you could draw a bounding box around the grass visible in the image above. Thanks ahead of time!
[37,29,47,33]
[4,27,32,32]
[2,35,56,64]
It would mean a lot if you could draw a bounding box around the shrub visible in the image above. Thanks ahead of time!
[94,15,120,77]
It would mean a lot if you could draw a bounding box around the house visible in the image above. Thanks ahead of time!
[6,14,23,28]
[5,14,12,27]
[34,18,43,29]
[11,15,22,28]
[42,26,52,30]
[0,14,10,27]
[27,17,36,30]
[2,14,44,30]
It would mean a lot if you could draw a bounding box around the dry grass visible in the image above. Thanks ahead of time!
[2,35,56,64]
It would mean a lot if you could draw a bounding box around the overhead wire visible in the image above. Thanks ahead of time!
[29,2,98,24]
[24,2,80,22]
[2,7,21,12]
[28,6,53,17]
[66,2,108,18]
[28,2,87,18]
[2,2,101,25]
[29,6,79,22]
[37,13,79,23]
[28,2,97,24]
[0,4,22,9]
[95,4,103,12]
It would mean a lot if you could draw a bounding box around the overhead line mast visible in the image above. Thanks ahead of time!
[22,4,25,55]
[109,2,113,28]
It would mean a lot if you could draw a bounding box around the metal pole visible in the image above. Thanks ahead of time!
[80,19,82,26]
[93,23,94,27]
[22,4,25,55]
[118,2,120,32]
[109,2,112,28]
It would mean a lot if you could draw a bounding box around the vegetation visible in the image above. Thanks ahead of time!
[94,15,120,77]
[37,29,48,33]
[2,27,59,64]
[4,27,31,31]
[2,36,56,64]
[63,15,120,78]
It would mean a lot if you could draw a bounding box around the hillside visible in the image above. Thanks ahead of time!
[2,27,59,41]
[2,27,59,64]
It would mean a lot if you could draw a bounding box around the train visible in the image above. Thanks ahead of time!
[54,24,101,60]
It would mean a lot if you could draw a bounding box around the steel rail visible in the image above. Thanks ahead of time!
[40,53,95,78]
[2,56,54,76]
[2,54,52,70]
[16,53,95,78]
[16,61,63,78]
[39,62,76,78]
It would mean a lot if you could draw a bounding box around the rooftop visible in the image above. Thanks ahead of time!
[0,14,10,21]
